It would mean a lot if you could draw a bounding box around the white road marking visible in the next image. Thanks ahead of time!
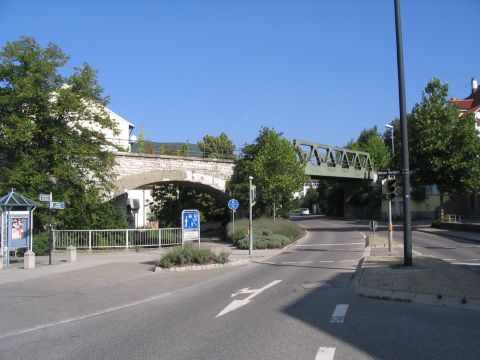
[315,347,336,360]
[216,280,282,318]
[296,242,364,247]
[442,259,456,261]
[298,261,314,264]
[330,304,349,323]
[281,261,297,264]
[0,292,173,341]
[318,261,334,263]
[465,258,480,261]
[339,260,357,263]
[452,262,480,266]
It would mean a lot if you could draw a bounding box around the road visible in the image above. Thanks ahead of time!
[0,217,479,360]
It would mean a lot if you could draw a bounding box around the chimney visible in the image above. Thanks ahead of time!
[472,77,478,94]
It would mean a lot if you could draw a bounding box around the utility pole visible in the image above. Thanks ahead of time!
[249,176,253,255]
[394,0,412,266]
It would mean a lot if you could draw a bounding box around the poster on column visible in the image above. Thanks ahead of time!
[9,211,29,249]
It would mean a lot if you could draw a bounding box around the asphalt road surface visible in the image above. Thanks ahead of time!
[0,217,479,360]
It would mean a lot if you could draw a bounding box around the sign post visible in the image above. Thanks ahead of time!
[39,193,65,265]
[228,199,239,243]
[181,209,200,249]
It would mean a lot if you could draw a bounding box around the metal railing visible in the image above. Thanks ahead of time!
[441,214,480,225]
[52,228,182,250]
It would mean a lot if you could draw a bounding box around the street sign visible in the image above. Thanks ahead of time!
[228,199,239,211]
[181,209,200,247]
[39,193,52,202]
[50,202,65,210]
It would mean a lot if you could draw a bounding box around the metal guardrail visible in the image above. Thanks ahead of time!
[441,214,480,225]
[52,228,182,250]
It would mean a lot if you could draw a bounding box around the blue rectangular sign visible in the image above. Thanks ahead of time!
[182,210,199,230]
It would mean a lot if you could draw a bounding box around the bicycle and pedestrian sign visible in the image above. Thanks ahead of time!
[181,209,200,247]
[228,199,239,211]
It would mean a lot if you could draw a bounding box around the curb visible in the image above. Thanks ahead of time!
[154,259,250,273]
[351,236,480,311]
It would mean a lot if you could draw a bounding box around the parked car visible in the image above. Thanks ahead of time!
[301,208,310,215]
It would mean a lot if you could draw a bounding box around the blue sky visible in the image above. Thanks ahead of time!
[1,0,479,149]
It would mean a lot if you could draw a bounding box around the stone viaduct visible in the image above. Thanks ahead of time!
[112,152,236,198]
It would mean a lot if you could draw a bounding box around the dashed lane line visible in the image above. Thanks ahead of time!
[295,242,364,247]
[330,304,349,323]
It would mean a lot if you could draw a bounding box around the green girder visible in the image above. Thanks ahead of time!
[293,139,374,180]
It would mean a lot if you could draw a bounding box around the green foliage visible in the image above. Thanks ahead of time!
[228,128,307,218]
[346,126,391,170]
[226,217,304,249]
[156,245,230,268]
[136,126,146,153]
[197,133,235,158]
[149,183,227,227]
[347,181,381,208]
[32,232,50,256]
[409,78,480,201]
[0,36,125,230]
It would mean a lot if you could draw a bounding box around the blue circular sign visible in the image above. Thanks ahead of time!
[228,199,239,210]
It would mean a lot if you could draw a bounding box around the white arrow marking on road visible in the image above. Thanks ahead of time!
[315,347,336,360]
[216,280,282,318]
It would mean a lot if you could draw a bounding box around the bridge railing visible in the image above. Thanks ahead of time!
[111,138,240,160]
[52,228,182,250]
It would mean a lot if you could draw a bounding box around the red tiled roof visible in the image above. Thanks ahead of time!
[450,86,480,113]
[451,99,474,110]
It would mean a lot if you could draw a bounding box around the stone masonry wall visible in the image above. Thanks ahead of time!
[113,152,235,194]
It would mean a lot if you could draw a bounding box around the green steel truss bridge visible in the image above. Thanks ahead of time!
[293,139,374,180]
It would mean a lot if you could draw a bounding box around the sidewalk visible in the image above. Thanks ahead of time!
[414,226,480,243]
[353,235,480,311]
[0,240,283,285]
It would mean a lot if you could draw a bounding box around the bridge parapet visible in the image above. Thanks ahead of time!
[112,152,235,197]
[293,139,374,180]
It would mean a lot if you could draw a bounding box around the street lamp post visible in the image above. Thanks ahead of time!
[385,124,394,155]
[385,124,394,253]
[394,0,413,266]
[248,176,253,255]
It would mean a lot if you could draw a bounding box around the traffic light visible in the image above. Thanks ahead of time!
[386,179,397,200]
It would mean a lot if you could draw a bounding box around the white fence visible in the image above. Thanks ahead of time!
[52,228,182,250]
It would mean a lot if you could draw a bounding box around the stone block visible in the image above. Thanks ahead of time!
[66,246,77,263]
[24,250,35,270]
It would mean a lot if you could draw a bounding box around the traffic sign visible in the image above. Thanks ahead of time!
[50,202,65,210]
[39,193,52,202]
[181,209,200,247]
[228,199,239,211]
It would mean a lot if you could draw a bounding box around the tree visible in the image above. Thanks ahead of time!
[197,133,235,158]
[0,36,127,229]
[136,126,146,153]
[346,126,391,171]
[149,183,227,227]
[409,77,480,206]
[228,128,307,219]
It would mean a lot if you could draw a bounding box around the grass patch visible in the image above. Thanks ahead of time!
[227,217,305,250]
[156,245,229,269]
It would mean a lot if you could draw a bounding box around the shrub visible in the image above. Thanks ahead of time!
[156,246,230,268]
[32,232,50,256]
[226,217,305,249]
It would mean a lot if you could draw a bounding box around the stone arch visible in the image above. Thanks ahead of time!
[112,169,228,199]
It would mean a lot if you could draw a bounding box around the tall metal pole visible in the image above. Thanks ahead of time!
[48,192,52,265]
[394,0,412,266]
[249,176,253,255]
